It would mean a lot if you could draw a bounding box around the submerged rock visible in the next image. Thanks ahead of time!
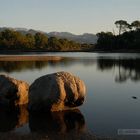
[29,72,86,112]
[0,75,29,107]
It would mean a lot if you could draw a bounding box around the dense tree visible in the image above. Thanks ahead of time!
[0,29,91,51]
[115,20,130,35]
[96,32,114,50]
[25,33,35,49]
[131,20,140,30]
[48,37,62,51]
[0,29,26,49]
[96,20,140,51]
[34,33,48,49]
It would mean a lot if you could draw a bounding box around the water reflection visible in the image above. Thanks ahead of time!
[16,105,29,128]
[0,57,95,73]
[0,61,48,73]
[1,57,140,83]
[0,105,85,136]
[0,107,18,132]
[0,53,140,139]
[0,105,28,132]
[97,58,140,82]
[29,109,85,135]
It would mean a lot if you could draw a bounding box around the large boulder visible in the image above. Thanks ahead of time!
[0,75,29,107]
[29,72,86,112]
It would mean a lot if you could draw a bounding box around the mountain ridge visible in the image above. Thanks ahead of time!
[0,27,97,44]
[47,32,97,44]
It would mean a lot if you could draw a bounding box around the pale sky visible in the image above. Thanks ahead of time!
[0,0,140,34]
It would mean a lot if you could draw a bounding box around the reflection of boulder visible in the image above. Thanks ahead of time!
[0,107,18,132]
[0,105,29,132]
[16,105,29,128]
[29,109,85,135]
[0,75,29,107]
[29,72,86,112]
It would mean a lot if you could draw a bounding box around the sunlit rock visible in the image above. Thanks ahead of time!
[29,72,86,112]
[0,75,29,107]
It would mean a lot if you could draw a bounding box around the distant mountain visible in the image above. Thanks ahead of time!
[0,27,97,44]
[48,32,97,44]
[0,27,44,35]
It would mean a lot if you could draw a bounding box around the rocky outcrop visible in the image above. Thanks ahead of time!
[0,75,29,107]
[29,72,86,112]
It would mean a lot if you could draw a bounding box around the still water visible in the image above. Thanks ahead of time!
[0,52,140,139]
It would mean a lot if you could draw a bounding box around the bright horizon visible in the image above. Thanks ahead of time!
[0,0,140,35]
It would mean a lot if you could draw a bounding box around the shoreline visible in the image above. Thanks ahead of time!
[0,49,140,54]
[0,55,63,61]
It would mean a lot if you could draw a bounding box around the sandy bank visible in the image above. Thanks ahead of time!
[0,55,63,61]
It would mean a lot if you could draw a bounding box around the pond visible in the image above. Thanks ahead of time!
[0,52,140,140]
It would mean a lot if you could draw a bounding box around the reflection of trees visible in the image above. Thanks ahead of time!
[29,109,85,135]
[0,58,96,73]
[96,58,115,71]
[48,58,95,67]
[0,61,48,73]
[1,57,140,83]
[97,58,140,82]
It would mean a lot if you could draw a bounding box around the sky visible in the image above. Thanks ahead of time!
[0,0,140,34]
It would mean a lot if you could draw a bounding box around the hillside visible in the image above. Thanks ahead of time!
[48,32,97,44]
[0,27,97,44]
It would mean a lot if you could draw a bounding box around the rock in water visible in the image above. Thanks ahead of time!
[29,72,86,112]
[0,75,29,107]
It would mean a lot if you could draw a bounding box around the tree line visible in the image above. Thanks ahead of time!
[0,29,93,51]
[96,20,140,51]
[1,20,140,52]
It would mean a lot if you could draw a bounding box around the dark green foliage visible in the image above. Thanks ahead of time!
[0,29,27,50]
[34,33,48,49]
[115,20,131,35]
[96,20,140,51]
[96,32,114,50]
[0,29,93,51]
[25,33,35,49]
[131,20,140,30]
